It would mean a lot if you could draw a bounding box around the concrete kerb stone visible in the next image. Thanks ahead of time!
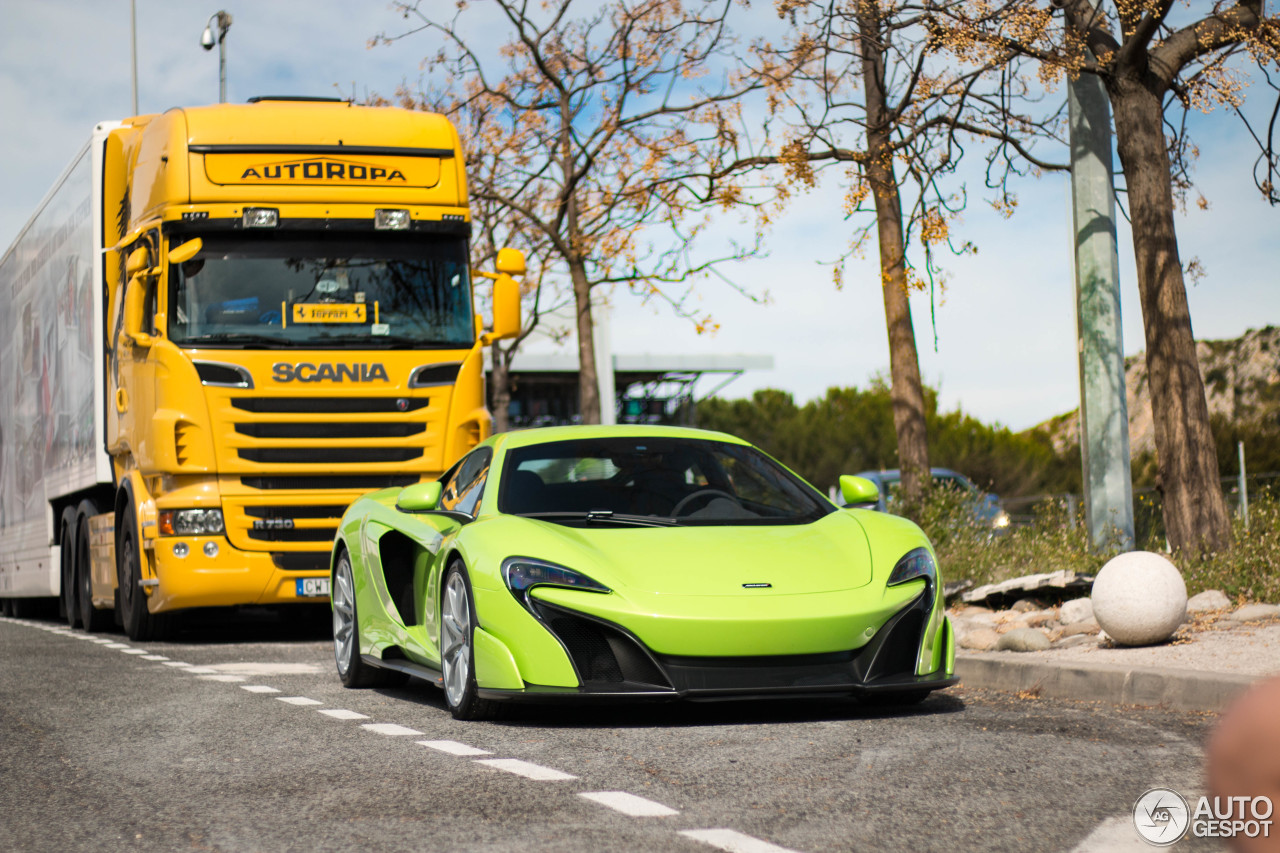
[955,654,1257,713]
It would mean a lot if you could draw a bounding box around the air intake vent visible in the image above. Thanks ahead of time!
[242,475,418,490]
[194,360,253,388]
[238,447,423,464]
[232,397,429,414]
[235,422,424,439]
[409,363,462,388]
[531,602,671,689]
[248,527,337,543]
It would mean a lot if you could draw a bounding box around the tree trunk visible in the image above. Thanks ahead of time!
[491,341,513,433]
[569,258,601,424]
[1108,75,1231,553]
[858,4,930,504]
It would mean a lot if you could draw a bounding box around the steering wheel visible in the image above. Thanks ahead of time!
[671,488,742,516]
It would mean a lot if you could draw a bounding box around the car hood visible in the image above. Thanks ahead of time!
[492,510,874,596]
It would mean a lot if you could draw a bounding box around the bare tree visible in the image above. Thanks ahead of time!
[705,0,1065,503]
[378,0,768,424]
[933,0,1280,552]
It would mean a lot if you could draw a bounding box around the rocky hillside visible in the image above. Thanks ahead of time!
[1037,326,1280,455]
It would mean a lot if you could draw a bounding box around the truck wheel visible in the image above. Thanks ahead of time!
[77,502,111,633]
[60,508,80,628]
[117,505,171,642]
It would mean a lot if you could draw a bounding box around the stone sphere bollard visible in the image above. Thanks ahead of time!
[1091,551,1187,646]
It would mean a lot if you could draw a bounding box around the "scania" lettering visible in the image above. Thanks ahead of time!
[272,363,390,383]
[240,161,407,182]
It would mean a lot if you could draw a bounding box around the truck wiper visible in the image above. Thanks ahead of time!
[180,333,295,347]
[515,510,678,528]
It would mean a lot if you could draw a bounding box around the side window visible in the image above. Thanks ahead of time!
[440,447,493,516]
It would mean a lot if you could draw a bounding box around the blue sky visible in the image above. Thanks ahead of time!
[1,1,1274,432]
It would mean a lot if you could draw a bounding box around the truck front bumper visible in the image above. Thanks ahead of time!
[146,536,330,612]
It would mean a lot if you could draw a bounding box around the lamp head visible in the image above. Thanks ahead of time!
[200,25,216,49]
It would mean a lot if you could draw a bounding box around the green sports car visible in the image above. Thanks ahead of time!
[329,425,957,719]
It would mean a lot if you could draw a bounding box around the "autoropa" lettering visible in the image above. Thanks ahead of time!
[272,363,390,383]
[1193,796,1273,839]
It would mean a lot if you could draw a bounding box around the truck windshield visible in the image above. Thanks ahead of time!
[166,232,474,348]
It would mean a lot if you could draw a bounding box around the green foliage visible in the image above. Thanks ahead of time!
[697,382,1079,497]
[1179,491,1280,602]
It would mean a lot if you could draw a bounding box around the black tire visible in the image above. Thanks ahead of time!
[1,598,12,617]
[77,502,111,633]
[60,508,80,628]
[439,561,500,721]
[332,550,407,688]
[117,504,171,642]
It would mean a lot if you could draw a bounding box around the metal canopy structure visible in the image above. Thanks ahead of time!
[484,352,773,428]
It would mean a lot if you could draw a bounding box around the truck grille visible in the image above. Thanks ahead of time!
[241,475,419,490]
[238,447,423,464]
[232,397,430,413]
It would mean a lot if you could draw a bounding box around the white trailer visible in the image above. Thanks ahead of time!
[0,124,117,617]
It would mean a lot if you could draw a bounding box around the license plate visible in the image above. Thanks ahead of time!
[296,577,330,598]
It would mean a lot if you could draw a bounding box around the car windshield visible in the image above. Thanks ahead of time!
[499,437,833,527]
[166,232,474,348]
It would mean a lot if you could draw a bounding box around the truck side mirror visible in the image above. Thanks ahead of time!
[487,273,521,342]
[125,246,152,278]
[168,237,202,266]
[123,276,154,348]
[495,247,526,276]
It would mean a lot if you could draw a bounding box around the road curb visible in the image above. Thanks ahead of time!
[955,653,1259,713]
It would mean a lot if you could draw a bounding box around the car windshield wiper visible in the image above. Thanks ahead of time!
[514,510,678,528]
[179,333,295,347]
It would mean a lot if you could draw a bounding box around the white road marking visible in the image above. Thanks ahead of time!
[416,740,492,756]
[121,649,149,655]
[474,759,577,781]
[1066,816,1150,852]
[240,685,281,694]
[210,663,322,675]
[181,667,219,674]
[103,643,130,649]
[140,655,169,661]
[277,697,322,706]
[579,791,679,817]
[318,709,369,720]
[198,675,247,683]
[361,723,423,736]
[161,661,193,667]
[90,639,114,644]
[679,829,800,853]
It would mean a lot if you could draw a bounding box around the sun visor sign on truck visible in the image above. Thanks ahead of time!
[291,303,367,324]
[195,144,448,189]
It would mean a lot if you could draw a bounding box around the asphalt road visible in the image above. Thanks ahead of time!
[0,610,1221,853]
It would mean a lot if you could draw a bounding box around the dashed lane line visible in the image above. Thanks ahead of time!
[277,697,323,706]
[121,649,149,655]
[180,666,220,674]
[475,759,577,781]
[579,791,679,817]
[103,643,130,649]
[417,740,492,756]
[361,723,423,736]
[680,829,801,853]
[161,661,193,667]
[318,709,369,720]
[198,674,247,683]
[240,685,281,694]
[140,655,169,661]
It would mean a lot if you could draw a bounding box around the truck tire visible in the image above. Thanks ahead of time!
[60,507,80,628]
[117,505,171,642]
[77,501,111,633]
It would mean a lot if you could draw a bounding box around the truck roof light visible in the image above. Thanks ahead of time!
[375,209,410,230]
[243,207,279,228]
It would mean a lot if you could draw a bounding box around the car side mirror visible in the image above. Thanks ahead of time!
[839,475,879,508]
[396,481,442,512]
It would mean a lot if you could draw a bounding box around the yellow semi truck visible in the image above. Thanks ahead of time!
[0,97,520,639]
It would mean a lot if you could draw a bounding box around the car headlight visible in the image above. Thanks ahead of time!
[158,508,225,536]
[993,511,1011,529]
[887,547,937,592]
[502,557,611,605]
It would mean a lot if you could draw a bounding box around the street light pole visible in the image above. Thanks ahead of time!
[200,11,233,103]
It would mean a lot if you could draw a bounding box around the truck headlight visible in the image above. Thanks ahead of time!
[159,509,225,536]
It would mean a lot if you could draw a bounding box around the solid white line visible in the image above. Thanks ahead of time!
[121,649,148,655]
[579,791,679,817]
[361,723,423,736]
[197,675,246,683]
[277,697,322,706]
[474,759,576,781]
[140,655,168,661]
[161,661,193,667]
[679,829,801,853]
[416,740,492,756]
[240,685,281,694]
[318,709,369,720]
